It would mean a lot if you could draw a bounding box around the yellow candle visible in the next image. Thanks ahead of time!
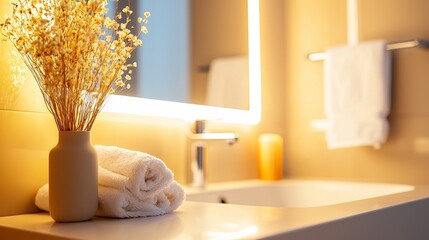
[258,134,283,180]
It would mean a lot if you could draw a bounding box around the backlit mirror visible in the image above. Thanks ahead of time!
[119,0,248,110]
[104,0,261,124]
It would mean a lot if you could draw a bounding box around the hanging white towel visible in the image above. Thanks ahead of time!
[206,56,249,109]
[324,40,392,149]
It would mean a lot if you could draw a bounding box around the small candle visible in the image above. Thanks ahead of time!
[258,134,283,180]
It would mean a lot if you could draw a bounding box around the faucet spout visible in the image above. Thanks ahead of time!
[191,143,206,188]
[189,120,239,187]
[189,133,239,144]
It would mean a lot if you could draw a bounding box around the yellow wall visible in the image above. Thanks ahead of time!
[283,0,429,184]
[0,0,285,216]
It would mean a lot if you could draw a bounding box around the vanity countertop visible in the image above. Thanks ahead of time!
[1,185,429,240]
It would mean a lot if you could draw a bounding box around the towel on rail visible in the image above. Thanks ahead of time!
[324,40,392,149]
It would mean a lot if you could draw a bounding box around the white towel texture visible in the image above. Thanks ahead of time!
[97,181,184,218]
[35,146,184,218]
[324,40,392,149]
[206,56,249,109]
[95,145,174,199]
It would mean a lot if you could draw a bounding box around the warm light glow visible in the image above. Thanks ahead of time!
[103,0,261,125]
[189,133,238,140]
[347,0,359,45]
[247,0,262,124]
[205,225,259,240]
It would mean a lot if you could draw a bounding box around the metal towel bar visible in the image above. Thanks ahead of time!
[307,39,429,61]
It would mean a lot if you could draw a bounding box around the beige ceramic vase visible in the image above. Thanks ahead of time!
[49,131,98,222]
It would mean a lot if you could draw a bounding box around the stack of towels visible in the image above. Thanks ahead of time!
[35,146,185,218]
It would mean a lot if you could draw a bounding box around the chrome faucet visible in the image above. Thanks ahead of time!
[189,120,239,187]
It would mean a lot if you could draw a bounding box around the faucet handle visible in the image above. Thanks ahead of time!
[189,132,238,141]
[190,120,239,144]
[194,120,206,134]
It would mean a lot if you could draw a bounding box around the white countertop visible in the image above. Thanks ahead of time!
[1,183,429,240]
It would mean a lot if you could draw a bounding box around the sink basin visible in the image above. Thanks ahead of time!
[185,179,414,208]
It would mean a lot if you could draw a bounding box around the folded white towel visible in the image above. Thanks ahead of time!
[35,181,185,218]
[36,146,184,218]
[324,40,392,149]
[35,184,49,212]
[95,145,174,199]
[97,181,185,218]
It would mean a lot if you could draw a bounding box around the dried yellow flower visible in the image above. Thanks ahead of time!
[142,26,148,34]
[0,0,151,131]
[116,80,125,87]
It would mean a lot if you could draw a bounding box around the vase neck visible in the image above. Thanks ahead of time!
[57,131,91,145]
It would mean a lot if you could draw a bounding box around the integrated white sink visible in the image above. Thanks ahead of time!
[0,179,427,240]
[185,179,414,208]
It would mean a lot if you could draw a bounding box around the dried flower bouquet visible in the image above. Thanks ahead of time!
[0,0,149,131]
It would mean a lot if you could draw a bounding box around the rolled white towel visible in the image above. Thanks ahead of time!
[95,145,174,199]
[35,184,49,212]
[97,181,185,218]
[35,181,185,218]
